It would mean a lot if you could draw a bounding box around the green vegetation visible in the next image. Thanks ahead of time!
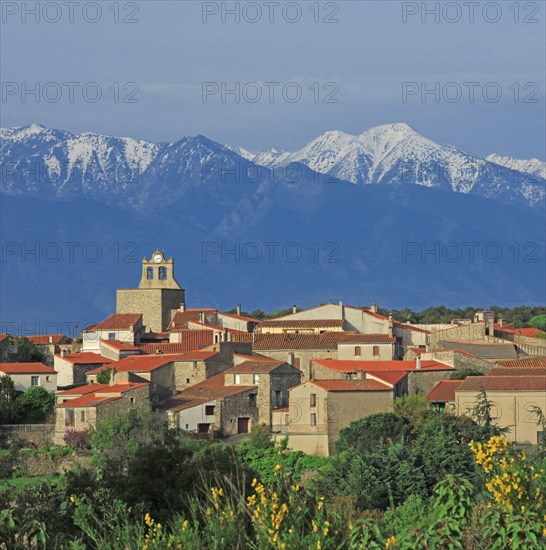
[6,336,44,362]
[0,376,55,424]
[1,405,545,548]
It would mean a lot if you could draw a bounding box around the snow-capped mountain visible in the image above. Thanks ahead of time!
[249,123,546,210]
[1,123,545,211]
[486,154,546,180]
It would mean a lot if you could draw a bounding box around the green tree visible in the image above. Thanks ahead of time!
[6,337,44,362]
[449,368,484,380]
[336,413,411,454]
[528,314,546,331]
[96,367,114,384]
[393,394,433,429]
[0,375,21,423]
[17,386,55,423]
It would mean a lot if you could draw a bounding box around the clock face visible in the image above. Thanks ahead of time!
[153,253,163,263]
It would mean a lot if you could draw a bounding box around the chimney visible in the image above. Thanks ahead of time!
[488,318,494,337]
[199,312,205,323]
[61,349,66,357]
[388,312,394,337]
[416,356,421,370]
[180,302,186,312]
[49,335,53,344]
[223,328,228,342]
[292,305,297,314]
[236,304,241,316]
[370,304,378,313]
[499,318,504,328]
[287,352,295,366]
[339,300,345,320]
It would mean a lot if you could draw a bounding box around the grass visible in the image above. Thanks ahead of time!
[0,474,62,489]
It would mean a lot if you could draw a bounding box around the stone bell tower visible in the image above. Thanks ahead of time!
[116,249,186,333]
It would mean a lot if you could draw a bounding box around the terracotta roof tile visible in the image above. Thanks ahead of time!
[0,362,55,374]
[258,319,345,328]
[457,375,546,392]
[487,366,546,377]
[87,314,142,331]
[27,334,70,345]
[55,352,111,365]
[223,360,290,375]
[56,382,148,407]
[253,332,372,350]
[87,354,183,374]
[366,371,408,385]
[312,359,451,372]
[101,340,141,352]
[496,357,546,369]
[427,380,463,402]
[170,309,218,329]
[174,350,219,362]
[300,379,392,392]
[0,334,10,344]
[139,330,214,355]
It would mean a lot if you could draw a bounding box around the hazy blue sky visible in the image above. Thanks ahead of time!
[2,1,545,158]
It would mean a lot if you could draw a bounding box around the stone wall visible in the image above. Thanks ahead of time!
[427,322,486,346]
[258,349,338,382]
[219,389,259,435]
[407,369,454,395]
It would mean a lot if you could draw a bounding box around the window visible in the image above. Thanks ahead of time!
[147,266,154,279]
[235,374,241,385]
[347,372,357,380]
[186,378,190,384]
[65,409,74,427]
[310,393,316,407]
[354,346,362,356]
[249,394,257,407]
[310,413,317,427]
[108,332,116,340]
[185,424,189,430]
[373,346,380,357]
[80,410,85,421]
[31,376,39,386]
[253,374,260,384]
[159,266,167,280]
[130,397,135,404]
[275,389,282,406]
[46,375,50,382]
[205,405,215,416]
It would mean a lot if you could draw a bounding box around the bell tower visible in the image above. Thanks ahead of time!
[116,249,186,332]
[138,249,182,290]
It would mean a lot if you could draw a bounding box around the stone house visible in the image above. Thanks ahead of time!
[426,380,462,413]
[287,378,395,456]
[82,314,144,353]
[54,352,111,388]
[99,339,142,361]
[455,374,546,446]
[54,382,150,444]
[336,334,396,361]
[0,362,57,392]
[222,360,302,426]
[157,374,259,435]
[26,334,73,365]
[438,340,518,361]
[208,310,259,333]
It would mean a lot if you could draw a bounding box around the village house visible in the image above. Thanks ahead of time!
[310,358,453,394]
[157,373,258,435]
[54,382,150,444]
[426,380,462,413]
[286,378,396,456]
[26,334,73,365]
[0,362,57,392]
[256,318,346,335]
[53,352,111,388]
[455,374,546,446]
[336,334,396,361]
[222,359,302,426]
[99,339,142,361]
[81,314,144,353]
[437,340,518,361]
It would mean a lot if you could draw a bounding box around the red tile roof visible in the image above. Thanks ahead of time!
[87,314,142,331]
[139,330,214,355]
[299,379,392,392]
[174,350,219,362]
[170,309,218,329]
[87,354,182,374]
[234,353,277,362]
[101,340,141,352]
[486,367,546,378]
[457,375,546,392]
[55,352,110,365]
[0,362,55,374]
[56,382,148,407]
[495,324,546,338]
[427,380,463,402]
[366,371,408,385]
[57,383,108,396]
[217,311,259,323]
[393,321,430,334]
[229,333,256,343]
[0,334,10,344]
[252,332,374,350]
[223,360,290,375]
[258,319,345,328]
[496,357,546,369]
[27,334,70,345]
[312,359,451,372]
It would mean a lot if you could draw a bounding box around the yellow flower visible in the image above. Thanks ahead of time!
[385,535,397,548]
[251,478,257,487]
[275,464,281,471]
[69,495,76,504]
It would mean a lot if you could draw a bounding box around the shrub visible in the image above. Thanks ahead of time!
[64,430,91,451]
